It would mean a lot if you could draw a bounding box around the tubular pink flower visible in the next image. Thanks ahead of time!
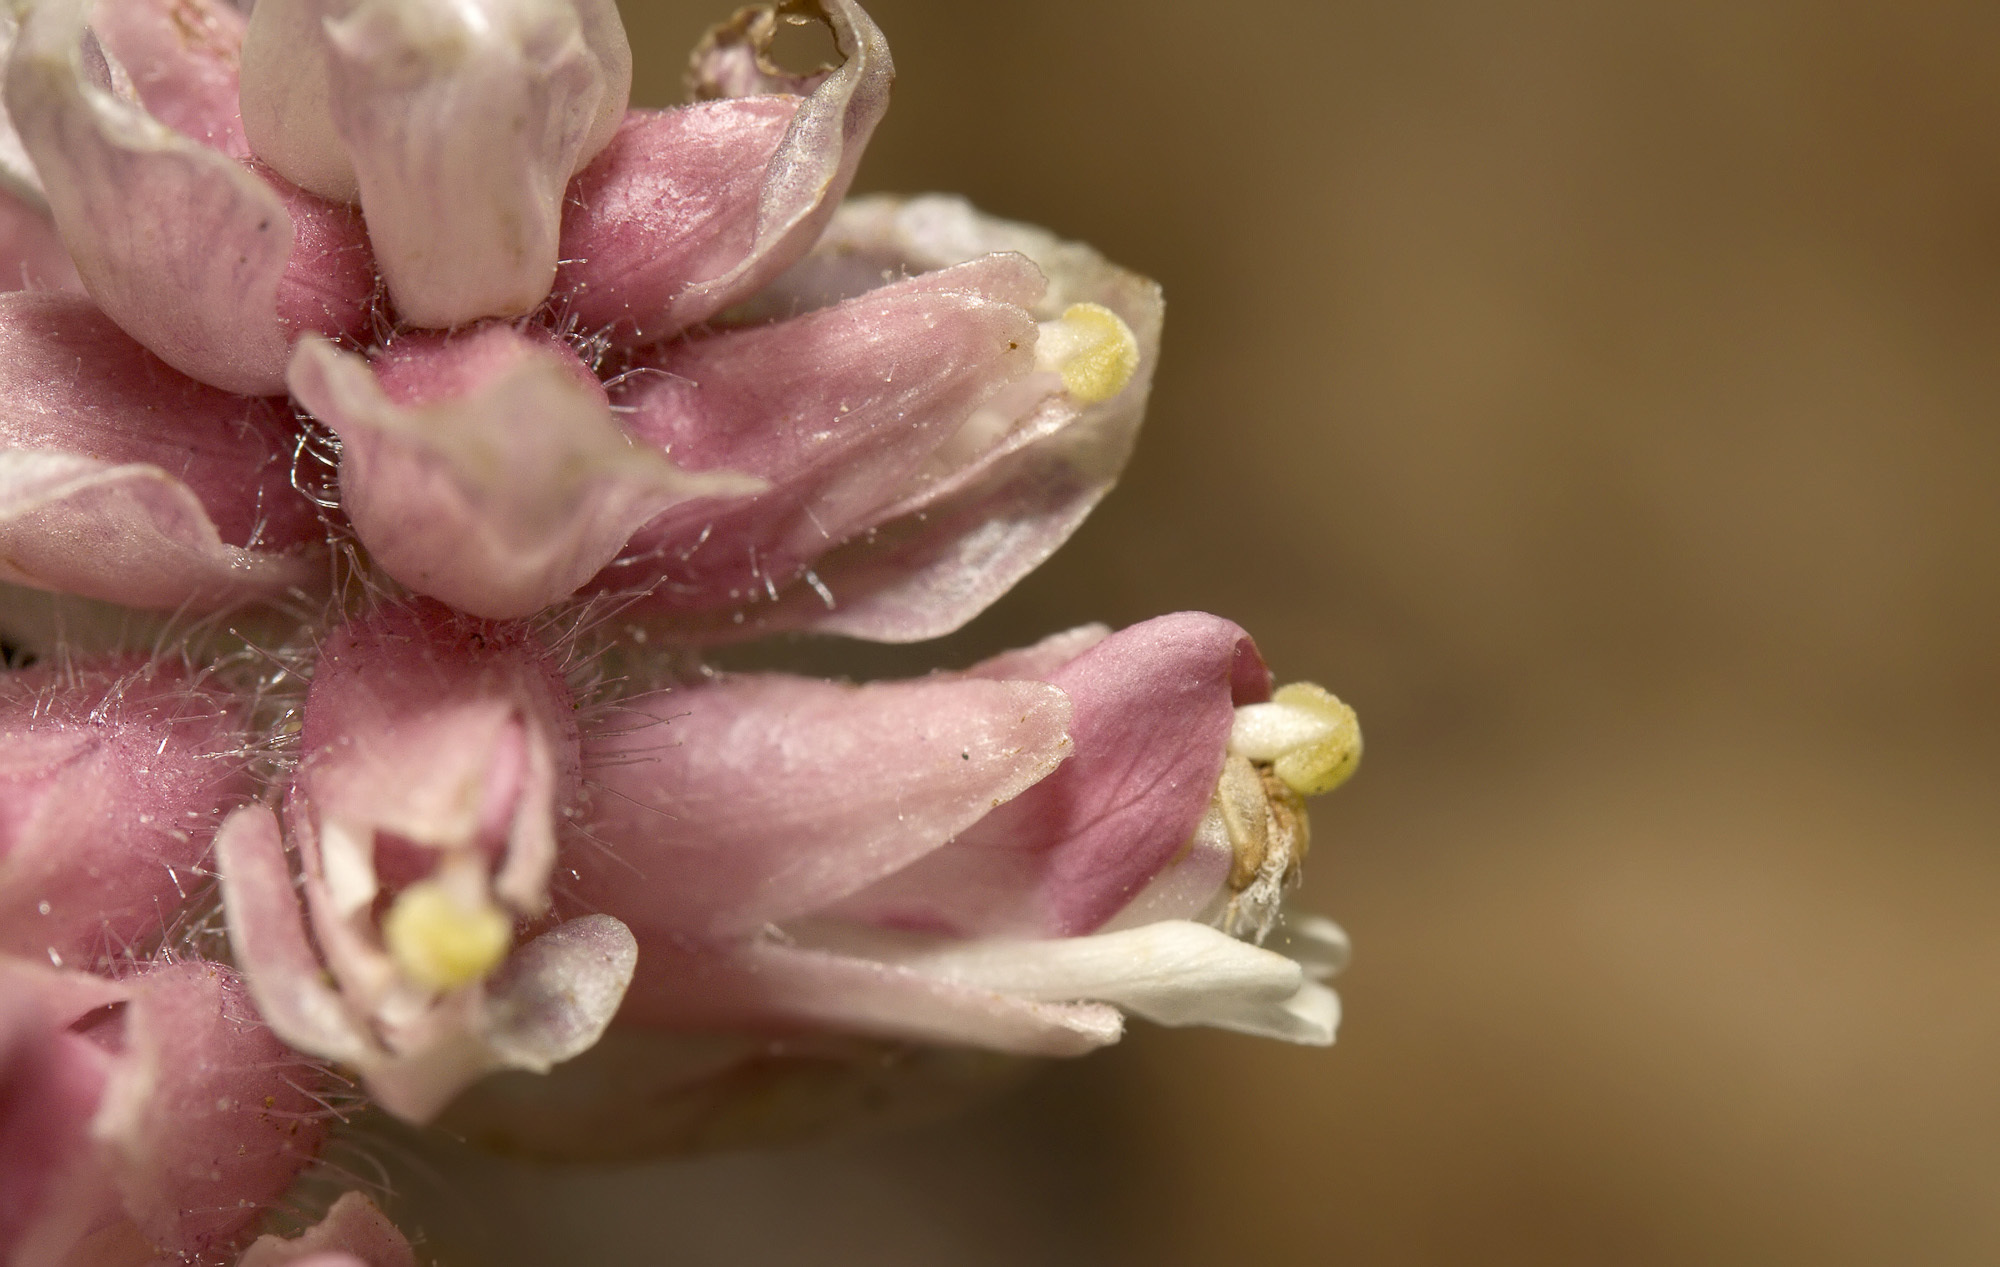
[577,614,1350,1056]
[0,657,254,966]
[216,602,637,1121]
[555,0,890,342]
[833,612,1269,938]
[602,195,1163,642]
[595,254,1041,619]
[0,956,333,1267]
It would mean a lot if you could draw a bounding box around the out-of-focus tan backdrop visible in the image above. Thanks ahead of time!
[417,2,2000,1262]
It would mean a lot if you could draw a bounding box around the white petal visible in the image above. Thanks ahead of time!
[484,914,638,1069]
[238,0,356,201]
[313,0,630,325]
[213,804,373,1065]
[360,915,637,1123]
[1272,912,1352,982]
[1198,979,1340,1046]
[0,11,47,207]
[876,919,1328,1039]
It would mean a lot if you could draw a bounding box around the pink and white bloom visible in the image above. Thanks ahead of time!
[572,613,1359,1057]
[216,602,636,1122]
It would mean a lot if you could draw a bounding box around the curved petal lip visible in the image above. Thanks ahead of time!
[0,451,320,607]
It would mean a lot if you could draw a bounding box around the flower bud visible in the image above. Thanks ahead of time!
[285,324,757,620]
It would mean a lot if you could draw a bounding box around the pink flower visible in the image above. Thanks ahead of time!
[217,601,637,1122]
[571,613,1359,1057]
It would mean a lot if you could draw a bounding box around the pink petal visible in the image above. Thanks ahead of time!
[569,671,1073,939]
[617,935,1122,1058]
[554,100,797,333]
[0,188,79,292]
[0,292,322,551]
[90,0,250,157]
[4,0,372,394]
[286,327,756,620]
[0,659,255,966]
[556,0,891,342]
[288,0,631,325]
[0,957,332,1265]
[0,968,120,1265]
[591,255,1041,615]
[92,961,331,1262]
[833,613,1270,937]
[0,289,328,606]
[236,1192,415,1267]
[0,450,319,608]
[679,194,1167,642]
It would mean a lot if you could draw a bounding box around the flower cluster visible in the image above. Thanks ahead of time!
[0,0,1361,1260]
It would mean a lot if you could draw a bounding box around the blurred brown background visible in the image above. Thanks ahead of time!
[409,2,2000,1262]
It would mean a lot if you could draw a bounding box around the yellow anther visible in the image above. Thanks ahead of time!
[1269,684,1361,795]
[1036,302,1140,404]
[382,879,512,991]
[1230,682,1362,797]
